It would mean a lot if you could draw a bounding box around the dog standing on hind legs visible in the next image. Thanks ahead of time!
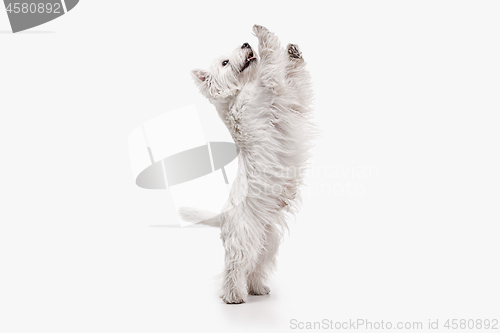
[180,25,316,304]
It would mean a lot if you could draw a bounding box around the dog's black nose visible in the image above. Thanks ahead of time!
[241,43,251,49]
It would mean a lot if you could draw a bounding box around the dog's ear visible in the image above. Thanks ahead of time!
[191,69,215,100]
[191,69,209,85]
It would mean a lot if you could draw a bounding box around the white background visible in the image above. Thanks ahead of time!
[1,1,499,332]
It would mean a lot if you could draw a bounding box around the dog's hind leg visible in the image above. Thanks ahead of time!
[247,223,281,296]
[220,218,264,304]
[220,252,250,304]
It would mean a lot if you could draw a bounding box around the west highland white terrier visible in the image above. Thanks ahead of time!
[180,25,316,304]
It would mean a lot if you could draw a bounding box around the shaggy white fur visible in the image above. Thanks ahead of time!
[180,25,316,304]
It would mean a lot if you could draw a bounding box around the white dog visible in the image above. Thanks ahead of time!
[180,25,315,304]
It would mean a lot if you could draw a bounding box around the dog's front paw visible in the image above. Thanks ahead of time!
[253,25,280,55]
[252,24,269,37]
[287,43,303,60]
[248,284,270,296]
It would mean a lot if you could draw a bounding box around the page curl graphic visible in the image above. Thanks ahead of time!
[3,0,79,33]
[129,105,239,227]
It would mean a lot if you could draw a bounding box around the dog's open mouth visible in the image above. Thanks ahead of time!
[240,51,256,73]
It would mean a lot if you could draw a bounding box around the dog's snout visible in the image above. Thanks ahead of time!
[241,43,251,49]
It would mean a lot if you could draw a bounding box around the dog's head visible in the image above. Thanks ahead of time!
[191,42,258,102]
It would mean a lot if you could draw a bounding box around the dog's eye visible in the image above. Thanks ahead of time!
[222,60,229,66]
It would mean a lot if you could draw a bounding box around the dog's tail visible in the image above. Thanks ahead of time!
[178,207,221,228]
